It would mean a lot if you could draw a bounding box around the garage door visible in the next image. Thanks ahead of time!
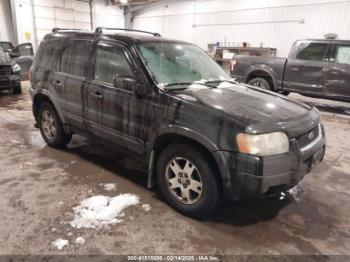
[33,0,91,45]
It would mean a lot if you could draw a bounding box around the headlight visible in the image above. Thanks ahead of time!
[236,132,289,156]
[12,64,21,73]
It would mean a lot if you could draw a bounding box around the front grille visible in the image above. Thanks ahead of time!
[0,66,12,78]
[296,125,320,148]
[0,70,11,76]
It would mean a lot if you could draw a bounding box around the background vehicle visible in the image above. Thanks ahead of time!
[29,28,325,218]
[0,46,21,94]
[0,41,34,80]
[230,39,350,102]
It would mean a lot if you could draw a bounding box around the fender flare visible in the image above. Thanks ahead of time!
[146,124,222,188]
[32,88,67,125]
[244,65,278,90]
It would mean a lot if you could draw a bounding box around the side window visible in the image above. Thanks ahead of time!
[93,43,134,85]
[297,43,328,62]
[335,45,350,65]
[59,40,92,77]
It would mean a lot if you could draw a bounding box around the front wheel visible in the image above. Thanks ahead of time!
[156,143,221,218]
[38,103,71,147]
[248,77,272,91]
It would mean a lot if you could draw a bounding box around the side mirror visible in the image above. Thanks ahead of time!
[113,75,147,97]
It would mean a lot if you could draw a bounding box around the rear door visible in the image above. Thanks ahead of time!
[85,41,144,152]
[325,43,350,100]
[58,39,93,129]
[284,41,329,94]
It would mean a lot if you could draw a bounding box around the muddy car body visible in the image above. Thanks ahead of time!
[29,28,326,217]
[0,47,21,94]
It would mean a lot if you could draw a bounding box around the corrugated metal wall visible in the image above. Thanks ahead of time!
[132,0,350,57]
[11,0,124,50]
[0,0,14,42]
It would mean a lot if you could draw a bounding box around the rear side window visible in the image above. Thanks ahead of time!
[59,39,92,77]
[297,43,328,62]
[93,43,134,85]
[35,39,60,70]
[335,45,350,65]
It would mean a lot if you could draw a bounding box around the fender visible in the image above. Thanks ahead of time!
[32,88,67,126]
[244,64,279,90]
[146,124,221,188]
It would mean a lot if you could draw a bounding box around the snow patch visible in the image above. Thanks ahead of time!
[142,204,151,212]
[100,183,117,191]
[70,194,139,229]
[75,237,85,245]
[52,238,69,250]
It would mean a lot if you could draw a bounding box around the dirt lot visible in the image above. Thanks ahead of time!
[0,81,349,255]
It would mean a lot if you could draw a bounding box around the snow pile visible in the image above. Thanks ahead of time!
[70,194,139,228]
[101,183,117,191]
[52,239,69,250]
[75,237,85,245]
[142,204,151,212]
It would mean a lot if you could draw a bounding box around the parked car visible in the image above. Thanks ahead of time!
[29,28,326,217]
[0,41,34,80]
[230,39,350,102]
[0,46,21,94]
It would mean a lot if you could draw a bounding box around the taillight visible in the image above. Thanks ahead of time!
[28,68,32,82]
[230,60,237,72]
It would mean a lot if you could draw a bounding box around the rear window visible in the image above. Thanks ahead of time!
[296,42,328,62]
[335,45,350,65]
[59,39,93,77]
[35,39,60,70]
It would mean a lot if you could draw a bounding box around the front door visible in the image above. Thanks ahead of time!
[284,41,329,95]
[326,43,350,100]
[58,39,93,129]
[85,41,145,153]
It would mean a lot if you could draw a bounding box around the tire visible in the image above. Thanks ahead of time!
[156,143,221,218]
[248,77,272,91]
[12,84,22,95]
[38,103,71,148]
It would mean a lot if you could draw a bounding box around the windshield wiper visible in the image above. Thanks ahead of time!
[203,79,238,85]
[162,82,193,91]
[162,81,220,91]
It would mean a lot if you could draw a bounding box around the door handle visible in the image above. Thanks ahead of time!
[53,80,62,88]
[290,66,299,71]
[90,91,103,100]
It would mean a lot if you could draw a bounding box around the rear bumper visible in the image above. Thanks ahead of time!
[214,124,326,200]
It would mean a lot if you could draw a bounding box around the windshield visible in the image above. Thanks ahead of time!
[0,42,13,51]
[137,42,230,87]
[0,47,8,60]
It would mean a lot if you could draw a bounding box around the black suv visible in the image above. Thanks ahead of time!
[0,46,21,94]
[30,28,326,217]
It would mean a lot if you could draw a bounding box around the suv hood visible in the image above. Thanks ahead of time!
[173,82,317,136]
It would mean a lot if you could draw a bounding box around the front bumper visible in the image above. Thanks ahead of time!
[214,124,326,200]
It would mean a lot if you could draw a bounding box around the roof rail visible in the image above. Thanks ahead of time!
[52,28,86,33]
[95,27,161,37]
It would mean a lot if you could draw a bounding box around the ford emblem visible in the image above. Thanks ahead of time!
[308,131,315,141]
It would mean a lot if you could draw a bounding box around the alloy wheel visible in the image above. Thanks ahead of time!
[165,157,203,205]
[41,111,57,140]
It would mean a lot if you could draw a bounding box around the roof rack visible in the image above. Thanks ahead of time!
[95,27,161,37]
[52,28,86,33]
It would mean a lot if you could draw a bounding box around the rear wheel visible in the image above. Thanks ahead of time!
[38,103,71,147]
[248,77,272,91]
[12,84,22,94]
[156,143,221,218]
